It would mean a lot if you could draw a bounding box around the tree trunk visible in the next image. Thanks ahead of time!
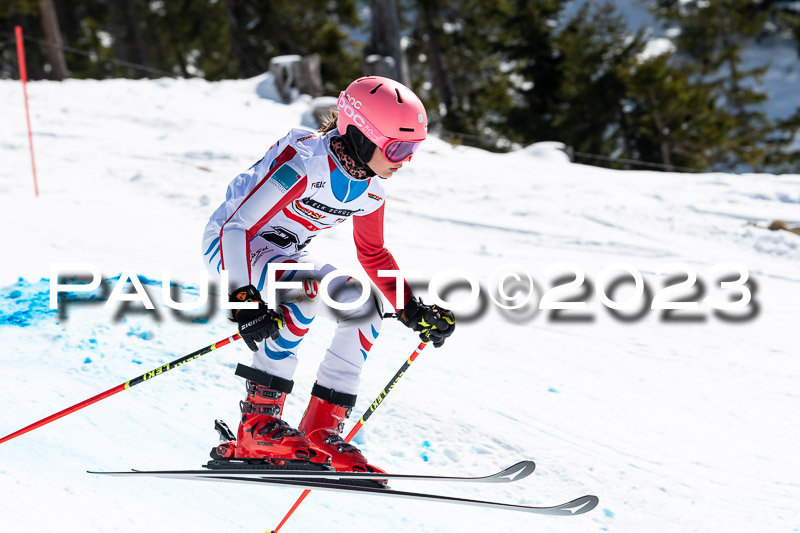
[38,0,69,80]
[616,101,635,168]
[123,0,150,78]
[420,1,455,108]
[366,0,407,84]
[107,1,131,77]
[53,0,78,46]
[225,0,261,78]
[648,87,673,171]
[717,5,743,115]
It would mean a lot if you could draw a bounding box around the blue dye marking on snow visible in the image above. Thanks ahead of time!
[1,276,205,327]
[603,509,614,518]
[0,278,57,327]
[360,349,368,360]
[131,359,142,365]
[83,357,92,364]
[89,338,97,344]
[420,440,431,462]
[548,387,559,393]
[127,327,152,340]
[107,274,157,287]
[371,325,379,338]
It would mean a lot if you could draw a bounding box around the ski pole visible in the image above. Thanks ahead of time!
[269,340,429,533]
[0,332,242,445]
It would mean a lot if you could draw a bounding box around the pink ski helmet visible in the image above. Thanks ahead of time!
[337,76,428,163]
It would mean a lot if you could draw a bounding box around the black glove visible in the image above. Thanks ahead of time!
[397,297,455,348]
[230,285,285,351]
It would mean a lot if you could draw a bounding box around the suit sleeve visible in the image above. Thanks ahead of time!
[352,203,413,311]
[219,145,306,291]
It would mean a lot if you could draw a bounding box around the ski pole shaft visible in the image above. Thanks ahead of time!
[270,340,429,533]
[0,333,242,445]
[343,341,427,442]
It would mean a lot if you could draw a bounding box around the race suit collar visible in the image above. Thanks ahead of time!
[325,130,375,180]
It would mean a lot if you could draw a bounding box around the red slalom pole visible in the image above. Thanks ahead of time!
[269,341,429,533]
[0,333,242,445]
[14,26,39,198]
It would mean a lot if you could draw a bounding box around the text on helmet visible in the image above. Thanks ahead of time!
[338,93,382,144]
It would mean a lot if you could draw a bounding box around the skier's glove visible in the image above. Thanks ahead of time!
[397,297,455,348]
[229,285,285,351]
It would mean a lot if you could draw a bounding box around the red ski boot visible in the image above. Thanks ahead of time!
[298,383,386,473]
[211,368,330,467]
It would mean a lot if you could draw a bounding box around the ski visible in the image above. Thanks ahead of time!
[90,460,535,484]
[91,470,598,516]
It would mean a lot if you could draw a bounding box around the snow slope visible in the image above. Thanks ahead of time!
[1,75,799,533]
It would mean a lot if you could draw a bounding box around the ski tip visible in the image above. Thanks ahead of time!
[512,460,536,479]
[492,460,536,482]
[566,495,599,515]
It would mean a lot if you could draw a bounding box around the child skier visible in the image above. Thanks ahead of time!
[201,76,455,473]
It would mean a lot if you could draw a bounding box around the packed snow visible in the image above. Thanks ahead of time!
[1,74,799,533]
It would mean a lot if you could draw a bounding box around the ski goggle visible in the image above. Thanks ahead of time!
[383,139,422,163]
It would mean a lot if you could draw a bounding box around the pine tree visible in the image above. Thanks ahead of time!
[224,0,363,89]
[547,2,647,162]
[0,0,40,78]
[139,0,236,79]
[48,0,116,80]
[625,52,734,171]
[654,0,781,171]
[404,0,514,150]
[779,9,800,55]
[762,0,800,55]
[500,0,567,144]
